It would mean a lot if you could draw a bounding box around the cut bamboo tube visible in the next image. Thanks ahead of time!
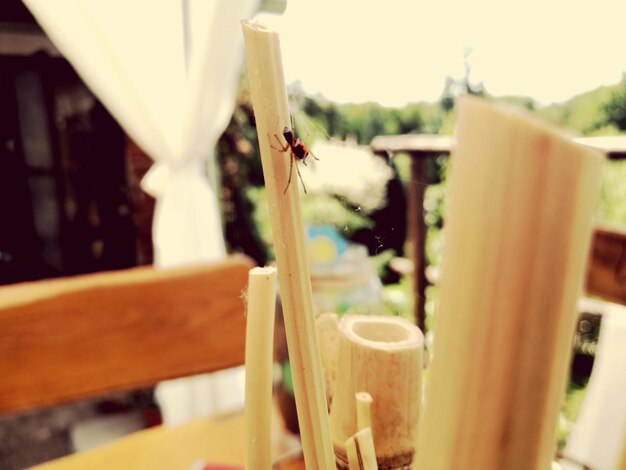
[356,392,373,431]
[414,96,604,470]
[345,428,378,470]
[241,20,335,469]
[245,266,277,470]
[329,315,423,469]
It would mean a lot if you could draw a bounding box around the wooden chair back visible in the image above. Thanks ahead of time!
[585,226,626,305]
[0,255,253,415]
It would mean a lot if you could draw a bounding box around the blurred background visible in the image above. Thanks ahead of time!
[1,0,626,467]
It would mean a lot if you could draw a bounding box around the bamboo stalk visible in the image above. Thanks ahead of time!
[329,315,423,469]
[241,20,335,469]
[245,266,277,470]
[355,392,373,431]
[414,96,604,470]
[316,312,341,405]
[345,428,378,470]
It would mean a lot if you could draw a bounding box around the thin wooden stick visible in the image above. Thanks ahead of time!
[355,392,373,431]
[345,428,378,470]
[245,266,277,470]
[414,96,605,470]
[241,20,335,469]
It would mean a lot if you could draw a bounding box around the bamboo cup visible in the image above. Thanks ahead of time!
[328,315,423,469]
[242,20,335,469]
[414,96,604,470]
[245,267,277,470]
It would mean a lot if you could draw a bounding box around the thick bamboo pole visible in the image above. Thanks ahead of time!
[245,266,277,470]
[241,20,335,469]
[414,96,604,470]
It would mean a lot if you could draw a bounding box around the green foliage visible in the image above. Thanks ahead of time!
[535,84,620,135]
[382,275,414,321]
[300,193,374,234]
[597,161,626,225]
[245,186,273,258]
[557,380,589,450]
[598,79,626,131]
[318,100,426,144]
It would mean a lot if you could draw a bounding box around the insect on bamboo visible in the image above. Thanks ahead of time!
[271,123,318,194]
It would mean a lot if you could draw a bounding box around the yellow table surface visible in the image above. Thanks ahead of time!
[33,408,305,470]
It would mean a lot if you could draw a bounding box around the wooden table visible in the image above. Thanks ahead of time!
[33,407,305,470]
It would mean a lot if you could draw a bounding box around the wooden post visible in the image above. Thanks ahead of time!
[408,155,428,330]
[371,135,453,333]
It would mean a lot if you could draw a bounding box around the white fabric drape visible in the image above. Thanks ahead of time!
[22,0,258,425]
[562,305,626,470]
[23,0,257,267]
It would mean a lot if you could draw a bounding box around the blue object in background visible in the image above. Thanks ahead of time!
[306,224,348,268]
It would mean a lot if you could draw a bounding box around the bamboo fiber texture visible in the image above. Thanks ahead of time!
[241,20,335,469]
[414,96,604,470]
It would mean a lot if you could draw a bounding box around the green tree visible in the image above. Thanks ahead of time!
[600,79,626,131]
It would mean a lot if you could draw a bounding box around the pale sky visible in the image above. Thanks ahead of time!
[257,0,626,107]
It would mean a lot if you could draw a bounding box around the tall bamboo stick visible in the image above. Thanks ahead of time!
[241,20,335,469]
[414,96,604,470]
[245,266,277,470]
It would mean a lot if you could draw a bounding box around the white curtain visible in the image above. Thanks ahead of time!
[22,0,258,424]
[22,0,257,267]
[562,305,626,470]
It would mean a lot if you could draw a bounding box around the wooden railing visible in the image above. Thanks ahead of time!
[371,134,626,330]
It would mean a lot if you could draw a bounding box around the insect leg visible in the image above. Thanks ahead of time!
[271,134,290,152]
[308,149,320,161]
[283,152,295,194]
[294,155,307,194]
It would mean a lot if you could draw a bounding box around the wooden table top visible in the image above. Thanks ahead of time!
[33,407,305,470]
